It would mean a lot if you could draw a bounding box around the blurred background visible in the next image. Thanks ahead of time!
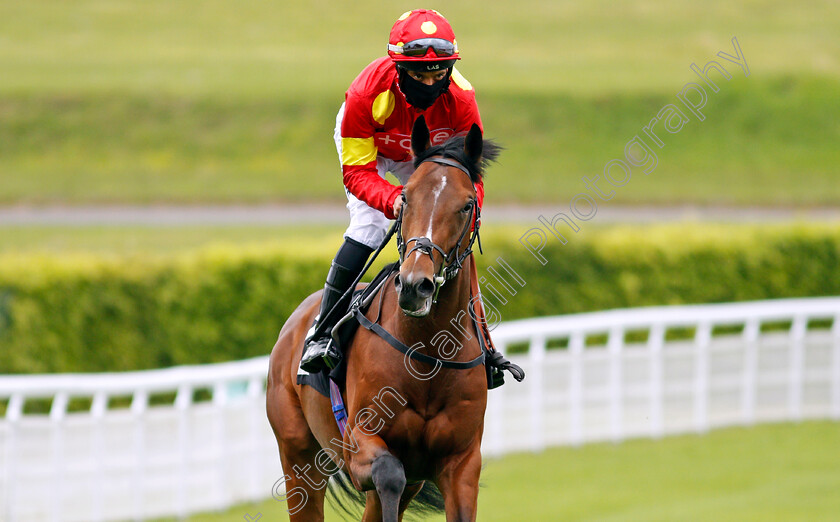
[1,1,839,520]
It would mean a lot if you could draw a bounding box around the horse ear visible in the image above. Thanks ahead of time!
[411,115,431,157]
[464,123,483,164]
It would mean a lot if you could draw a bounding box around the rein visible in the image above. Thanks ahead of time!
[354,274,485,370]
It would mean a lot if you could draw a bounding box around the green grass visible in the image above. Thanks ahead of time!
[0,225,346,255]
[1,222,836,258]
[2,1,837,97]
[154,421,840,521]
[2,76,838,205]
[0,0,838,205]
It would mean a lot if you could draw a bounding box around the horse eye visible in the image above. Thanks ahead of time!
[461,201,474,213]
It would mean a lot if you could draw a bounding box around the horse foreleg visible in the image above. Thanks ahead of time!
[436,446,482,522]
[360,453,409,522]
[363,478,422,522]
[360,490,383,522]
[346,428,406,522]
[397,482,425,521]
[371,452,407,522]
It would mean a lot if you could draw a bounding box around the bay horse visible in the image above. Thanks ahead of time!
[267,116,500,521]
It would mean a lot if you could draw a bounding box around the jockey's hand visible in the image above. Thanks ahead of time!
[393,195,404,217]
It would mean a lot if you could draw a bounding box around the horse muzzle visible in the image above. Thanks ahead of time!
[394,273,435,317]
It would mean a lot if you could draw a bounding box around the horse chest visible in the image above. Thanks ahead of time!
[393,397,484,453]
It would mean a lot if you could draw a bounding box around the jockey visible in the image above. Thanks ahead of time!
[301,9,519,388]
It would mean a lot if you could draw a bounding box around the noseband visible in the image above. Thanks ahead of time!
[396,157,482,303]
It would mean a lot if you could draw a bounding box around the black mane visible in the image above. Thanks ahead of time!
[413,134,502,183]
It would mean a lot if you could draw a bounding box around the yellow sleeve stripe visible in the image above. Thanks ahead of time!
[451,67,473,91]
[341,137,377,166]
[372,90,395,125]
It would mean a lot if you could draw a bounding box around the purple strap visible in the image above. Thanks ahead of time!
[329,378,347,437]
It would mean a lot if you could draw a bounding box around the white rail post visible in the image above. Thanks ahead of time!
[608,326,624,443]
[213,380,230,510]
[529,335,546,452]
[647,324,665,439]
[832,314,840,420]
[247,377,263,501]
[741,318,760,426]
[5,393,24,522]
[487,344,505,456]
[90,391,108,522]
[176,384,193,518]
[50,391,69,522]
[131,389,148,522]
[568,331,585,446]
[789,315,807,421]
[694,322,712,434]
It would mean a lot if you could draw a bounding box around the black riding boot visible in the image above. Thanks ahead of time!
[300,239,372,373]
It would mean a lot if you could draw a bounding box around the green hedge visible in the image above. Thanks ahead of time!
[482,224,840,320]
[1,225,839,374]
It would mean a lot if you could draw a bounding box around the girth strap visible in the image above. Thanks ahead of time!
[354,308,485,370]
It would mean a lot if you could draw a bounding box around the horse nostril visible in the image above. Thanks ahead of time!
[417,278,436,298]
[394,274,402,290]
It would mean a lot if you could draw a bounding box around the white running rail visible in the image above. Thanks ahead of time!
[1,297,839,521]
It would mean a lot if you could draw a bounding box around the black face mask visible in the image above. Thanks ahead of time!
[397,67,452,110]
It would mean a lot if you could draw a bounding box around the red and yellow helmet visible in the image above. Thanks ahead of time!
[387,9,460,72]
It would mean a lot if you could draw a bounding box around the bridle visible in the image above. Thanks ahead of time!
[395,157,482,303]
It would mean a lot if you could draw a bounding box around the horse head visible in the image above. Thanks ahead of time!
[394,116,496,317]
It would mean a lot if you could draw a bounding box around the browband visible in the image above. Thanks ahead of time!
[421,157,472,179]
